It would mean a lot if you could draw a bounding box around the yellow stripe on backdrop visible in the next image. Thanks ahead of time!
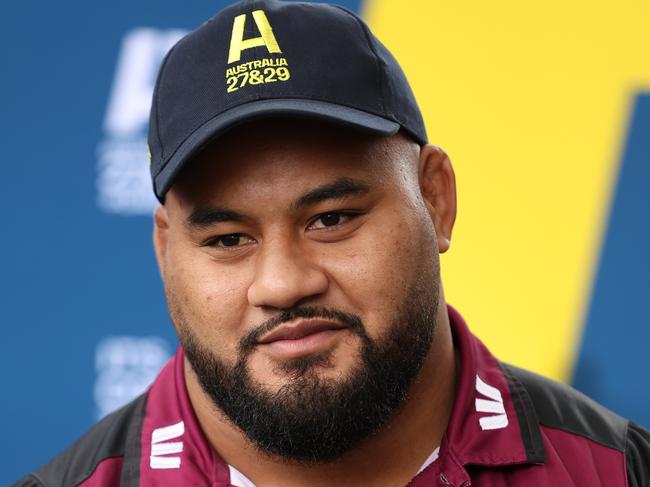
[363,0,650,381]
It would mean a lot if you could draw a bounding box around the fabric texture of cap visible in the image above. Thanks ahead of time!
[148,0,428,201]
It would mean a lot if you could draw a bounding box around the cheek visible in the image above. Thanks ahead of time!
[322,209,437,335]
[165,243,252,358]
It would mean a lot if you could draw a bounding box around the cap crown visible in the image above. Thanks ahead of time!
[148,0,426,199]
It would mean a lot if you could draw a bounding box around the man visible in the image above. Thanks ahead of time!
[14,0,650,486]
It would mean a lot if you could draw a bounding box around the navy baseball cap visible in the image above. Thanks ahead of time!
[149,0,428,201]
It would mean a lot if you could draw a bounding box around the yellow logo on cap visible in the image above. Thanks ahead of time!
[228,10,282,64]
[225,10,290,93]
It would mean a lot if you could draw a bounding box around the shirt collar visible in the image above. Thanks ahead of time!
[137,345,231,486]
[438,306,546,473]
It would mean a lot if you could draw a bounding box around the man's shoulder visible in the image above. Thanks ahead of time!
[503,362,628,448]
[502,363,650,486]
[12,393,148,487]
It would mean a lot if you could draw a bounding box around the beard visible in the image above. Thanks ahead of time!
[173,277,439,464]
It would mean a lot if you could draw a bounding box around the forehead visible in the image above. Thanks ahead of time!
[170,118,417,206]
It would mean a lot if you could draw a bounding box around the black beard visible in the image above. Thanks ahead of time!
[179,285,437,464]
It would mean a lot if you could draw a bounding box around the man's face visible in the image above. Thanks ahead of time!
[155,119,450,462]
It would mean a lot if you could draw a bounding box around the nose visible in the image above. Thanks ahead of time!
[247,238,329,310]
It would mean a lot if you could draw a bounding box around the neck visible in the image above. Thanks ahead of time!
[185,305,457,487]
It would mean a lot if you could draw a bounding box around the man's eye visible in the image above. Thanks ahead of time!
[211,234,253,249]
[309,212,354,230]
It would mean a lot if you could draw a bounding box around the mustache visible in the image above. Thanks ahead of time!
[239,306,366,354]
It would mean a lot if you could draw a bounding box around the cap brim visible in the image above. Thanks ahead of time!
[154,98,400,200]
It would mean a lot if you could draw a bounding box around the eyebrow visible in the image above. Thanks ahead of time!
[187,208,247,228]
[186,177,371,229]
[292,177,370,210]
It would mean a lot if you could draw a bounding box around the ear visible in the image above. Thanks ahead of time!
[418,145,457,253]
[153,205,170,278]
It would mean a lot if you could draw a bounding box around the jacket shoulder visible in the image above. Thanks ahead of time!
[625,421,650,487]
[12,393,147,487]
[503,363,627,450]
[503,363,650,485]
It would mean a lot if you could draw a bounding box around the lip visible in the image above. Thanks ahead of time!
[257,319,348,345]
